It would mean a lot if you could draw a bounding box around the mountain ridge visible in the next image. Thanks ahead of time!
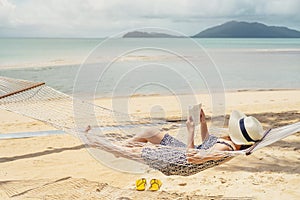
[123,21,300,38]
[193,21,300,38]
[123,31,182,38]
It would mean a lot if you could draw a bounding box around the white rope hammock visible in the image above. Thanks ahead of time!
[0,76,299,176]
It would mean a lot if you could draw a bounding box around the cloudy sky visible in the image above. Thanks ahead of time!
[1,0,300,37]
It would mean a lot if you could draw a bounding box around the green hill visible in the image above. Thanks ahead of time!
[193,21,300,38]
[123,31,181,38]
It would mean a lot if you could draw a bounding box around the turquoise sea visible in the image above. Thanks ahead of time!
[0,38,299,97]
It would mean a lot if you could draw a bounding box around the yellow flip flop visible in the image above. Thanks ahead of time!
[135,178,147,191]
[149,179,162,191]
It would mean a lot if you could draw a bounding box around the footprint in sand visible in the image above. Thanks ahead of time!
[178,183,187,186]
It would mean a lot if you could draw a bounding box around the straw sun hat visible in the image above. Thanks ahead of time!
[229,110,264,145]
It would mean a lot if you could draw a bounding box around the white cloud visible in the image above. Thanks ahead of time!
[0,0,300,37]
[0,0,16,26]
[256,0,300,16]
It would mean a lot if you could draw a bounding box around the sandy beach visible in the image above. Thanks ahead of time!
[0,90,299,199]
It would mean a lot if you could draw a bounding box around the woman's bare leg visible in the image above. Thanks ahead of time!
[83,125,144,159]
[130,128,165,145]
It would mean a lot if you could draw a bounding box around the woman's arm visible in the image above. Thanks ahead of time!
[186,116,195,149]
[186,149,225,164]
[200,109,209,141]
[187,109,209,149]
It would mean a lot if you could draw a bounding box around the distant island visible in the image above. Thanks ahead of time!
[193,21,300,38]
[123,21,300,38]
[123,31,182,38]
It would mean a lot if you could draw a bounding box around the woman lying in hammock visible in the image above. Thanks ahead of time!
[85,110,265,176]
[122,109,264,175]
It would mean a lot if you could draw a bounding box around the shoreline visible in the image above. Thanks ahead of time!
[92,88,300,100]
[0,60,82,70]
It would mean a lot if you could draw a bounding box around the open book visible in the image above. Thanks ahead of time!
[188,103,202,126]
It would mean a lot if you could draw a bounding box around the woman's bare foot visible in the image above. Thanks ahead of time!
[85,125,91,132]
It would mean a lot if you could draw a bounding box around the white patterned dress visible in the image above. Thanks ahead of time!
[141,134,229,176]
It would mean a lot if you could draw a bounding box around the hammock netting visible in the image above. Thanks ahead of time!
[0,76,299,176]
